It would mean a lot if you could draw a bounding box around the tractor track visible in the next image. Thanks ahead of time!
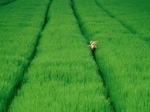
[94,0,137,35]
[0,0,16,7]
[6,0,53,111]
[95,0,150,46]
[71,0,115,112]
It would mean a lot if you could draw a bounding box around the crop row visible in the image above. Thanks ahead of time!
[0,0,51,111]
[96,0,150,44]
[8,0,111,111]
[73,0,150,112]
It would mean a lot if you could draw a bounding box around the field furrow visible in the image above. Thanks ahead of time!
[1,0,149,111]
[0,0,16,6]
[9,0,111,111]
[94,0,136,35]
[0,0,52,111]
[73,0,150,112]
[6,0,53,111]
[71,0,115,111]
[95,0,150,45]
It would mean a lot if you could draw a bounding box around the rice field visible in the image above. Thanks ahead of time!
[73,0,150,111]
[96,0,150,43]
[9,0,110,111]
[0,0,51,111]
[0,0,149,112]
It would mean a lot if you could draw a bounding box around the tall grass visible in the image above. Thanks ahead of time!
[73,0,150,112]
[0,0,51,111]
[96,0,150,44]
[9,0,111,111]
[0,0,15,6]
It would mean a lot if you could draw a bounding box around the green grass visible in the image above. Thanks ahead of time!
[9,0,111,111]
[0,0,51,111]
[1,0,149,111]
[0,0,15,6]
[96,0,150,43]
[73,0,150,112]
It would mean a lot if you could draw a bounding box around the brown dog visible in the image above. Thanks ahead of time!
[88,41,98,51]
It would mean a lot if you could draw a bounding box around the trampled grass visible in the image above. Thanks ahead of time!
[73,0,150,112]
[0,0,51,111]
[9,0,111,111]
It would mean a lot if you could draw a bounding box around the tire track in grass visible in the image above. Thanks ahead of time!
[95,0,150,45]
[0,0,16,7]
[94,0,136,35]
[70,0,90,44]
[71,0,115,112]
[6,0,53,111]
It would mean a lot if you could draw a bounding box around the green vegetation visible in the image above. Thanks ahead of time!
[0,0,15,6]
[9,0,111,111]
[1,0,149,111]
[0,0,51,111]
[73,0,150,112]
[96,0,150,44]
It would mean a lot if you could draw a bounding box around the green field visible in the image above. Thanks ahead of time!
[0,0,150,112]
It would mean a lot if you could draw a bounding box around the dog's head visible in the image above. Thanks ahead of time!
[90,41,98,50]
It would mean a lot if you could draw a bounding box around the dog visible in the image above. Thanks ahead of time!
[88,41,98,51]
